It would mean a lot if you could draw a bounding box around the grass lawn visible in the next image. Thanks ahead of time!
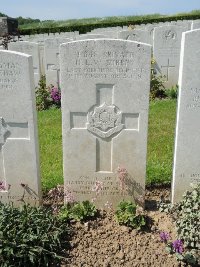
[38,99,177,191]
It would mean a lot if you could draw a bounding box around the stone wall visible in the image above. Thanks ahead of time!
[0,17,18,37]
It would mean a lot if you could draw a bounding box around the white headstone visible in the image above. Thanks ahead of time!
[172,29,200,203]
[75,34,107,40]
[39,44,45,75]
[170,20,192,30]
[0,50,41,205]
[192,20,200,30]
[153,25,188,88]
[118,29,152,45]
[90,28,119,38]
[8,41,41,87]
[44,38,72,87]
[60,39,151,208]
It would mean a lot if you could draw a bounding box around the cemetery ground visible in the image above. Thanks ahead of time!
[38,99,199,266]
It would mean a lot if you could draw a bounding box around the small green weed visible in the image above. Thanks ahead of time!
[165,85,178,99]
[115,201,146,229]
[59,200,97,222]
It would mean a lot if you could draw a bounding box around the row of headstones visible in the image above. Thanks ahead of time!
[4,19,200,90]
[0,29,200,207]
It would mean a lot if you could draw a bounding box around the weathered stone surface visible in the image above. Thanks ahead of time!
[118,29,152,44]
[153,25,188,88]
[192,20,200,30]
[60,39,151,208]
[75,34,107,40]
[172,29,200,203]
[0,50,41,205]
[8,41,41,86]
[44,37,71,87]
[0,17,18,37]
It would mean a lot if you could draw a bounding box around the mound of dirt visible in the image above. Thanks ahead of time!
[58,186,188,267]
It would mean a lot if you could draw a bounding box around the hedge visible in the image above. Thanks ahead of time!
[19,14,200,35]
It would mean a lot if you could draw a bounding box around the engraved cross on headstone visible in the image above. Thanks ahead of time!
[161,59,175,81]
[47,52,60,86]
[70,84,139,173]
[0,117,28,187]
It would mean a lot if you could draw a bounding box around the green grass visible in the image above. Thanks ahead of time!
[38,108,63,191]
[147,99,177,185]
[38,99,177,190]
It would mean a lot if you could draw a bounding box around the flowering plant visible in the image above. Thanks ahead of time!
[50,86,61,107]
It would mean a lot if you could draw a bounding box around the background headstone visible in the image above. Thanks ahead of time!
[75,34,107,40]
[61,39,151,208]
[153,25,188,88]
[172,29,200,203]
[118,29,152,45]
[0,50,41,205]
[192,20,200,30]
[44,38,71,87]
[8,41,41,87]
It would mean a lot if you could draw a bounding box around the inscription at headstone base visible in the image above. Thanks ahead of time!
[172,29,200,203]
[61,39,151,208]
[0,50,41,205]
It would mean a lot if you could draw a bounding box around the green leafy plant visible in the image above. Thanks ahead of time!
[59,200,97,222]
[71,200,97,221]
[59,203,73,222]
[35,75,52,111]
[0,203,69,267]
[165,85,178,99]
[115,201,146,229]
[175,183,200,249]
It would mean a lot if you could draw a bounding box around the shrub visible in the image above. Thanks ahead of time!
[35,76,61,110]
[0,203,70,267]
[19,13,200,35]
[150,59,166,99]
[35,76,52,110]
[175,183,200,249]
[115,201,146,229]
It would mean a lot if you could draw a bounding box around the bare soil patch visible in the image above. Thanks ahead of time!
[44,186,191,267]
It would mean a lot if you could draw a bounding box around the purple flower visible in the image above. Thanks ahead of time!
[160,232,170,242]
[172,239,184,254]
[50,87,61,104]
[0,181,6,191]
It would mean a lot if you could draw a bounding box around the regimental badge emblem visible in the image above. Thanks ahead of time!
[86,102,124,138]
[164,30,177,40]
